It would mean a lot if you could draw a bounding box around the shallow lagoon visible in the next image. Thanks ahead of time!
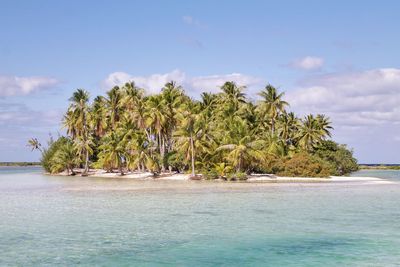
[1,167,400,266]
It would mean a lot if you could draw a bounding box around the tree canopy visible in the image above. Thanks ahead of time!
[32,81,358,178]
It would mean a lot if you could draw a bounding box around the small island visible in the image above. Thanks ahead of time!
[29,81,359,181]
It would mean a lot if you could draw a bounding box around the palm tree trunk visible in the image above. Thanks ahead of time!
[83,149,89,175]
[190,134,195,177]
[159,132,165,172]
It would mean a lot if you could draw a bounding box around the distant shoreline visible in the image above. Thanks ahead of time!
[0,162,41,167]
[359,164,400,170]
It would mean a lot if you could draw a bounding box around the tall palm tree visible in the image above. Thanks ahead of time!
[90,96,107,138]
[145,94,167,171]
[277,112,300,145]
[64,89,91,175]
[161,81,185,154]
[73,133,94,175]
[104,86,123,130]
[219,81,246,116]
[257,84,289,134]
[174,102,202,177]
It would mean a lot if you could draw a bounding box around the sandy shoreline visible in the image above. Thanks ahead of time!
[52,169,392,184]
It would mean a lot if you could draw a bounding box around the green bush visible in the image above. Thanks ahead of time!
[41,136,69,173]
[202,169,219,180]
[40,136,78,174]
[226,171,248,181]
[314,141,358,175]
[233,171,248,180]
[277,153,332,177]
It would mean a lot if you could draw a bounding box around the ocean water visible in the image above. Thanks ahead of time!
[1,167,400,266]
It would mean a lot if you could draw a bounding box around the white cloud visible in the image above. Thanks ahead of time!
[286,68,400,127]
[182,15,203,28]
[102,70,262,97]
[190,73,261,94]
[290,56,324,70]
[103,70,186,94]
[0,75,59,96]
[183,15,195,24]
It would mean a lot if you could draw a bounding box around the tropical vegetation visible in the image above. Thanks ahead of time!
[29,81,358,178]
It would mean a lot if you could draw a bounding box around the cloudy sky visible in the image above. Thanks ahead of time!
[1,0,399,163]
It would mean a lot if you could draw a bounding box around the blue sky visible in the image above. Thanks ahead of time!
[1,0,399,163]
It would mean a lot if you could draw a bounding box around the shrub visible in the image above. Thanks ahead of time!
[233,171,248,180]
[314,141,358,175]
[41,137,77,174]
[202,169,219,180]
[257,154,285,174]
[41,136,70,173]
[277,153,332,177]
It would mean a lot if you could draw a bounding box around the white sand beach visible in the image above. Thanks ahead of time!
[53,169,392,184]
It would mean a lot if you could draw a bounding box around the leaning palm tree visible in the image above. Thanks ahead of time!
[257,84,289,134]
[27,138,43,153]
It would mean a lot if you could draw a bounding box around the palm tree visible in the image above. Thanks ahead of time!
[98,131,126,175]
[145,94,167,171]
[90,96,107,138]
[316,114,333,138]
[73,133,94,175]
[64,89,91,175]
[213,162,232,179]
[50,140,77,175]
[104,86,123,130]
[277,112,300,146]
[216,120,264,172]
[297,114,328,152]
[27,138,43,153]
[124,131,152,172]
[219,81,246,117]
[257,84,289,134]
[161,81,186,158]
[174,102,201,177]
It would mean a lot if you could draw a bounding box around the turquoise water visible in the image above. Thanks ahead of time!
[1,167,400,266]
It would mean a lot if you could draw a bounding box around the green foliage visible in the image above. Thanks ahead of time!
[33,79,358,178]
[227,171,248,181]
[276,153,332,178]
[41,137,77,174]
[314,140,358,175]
